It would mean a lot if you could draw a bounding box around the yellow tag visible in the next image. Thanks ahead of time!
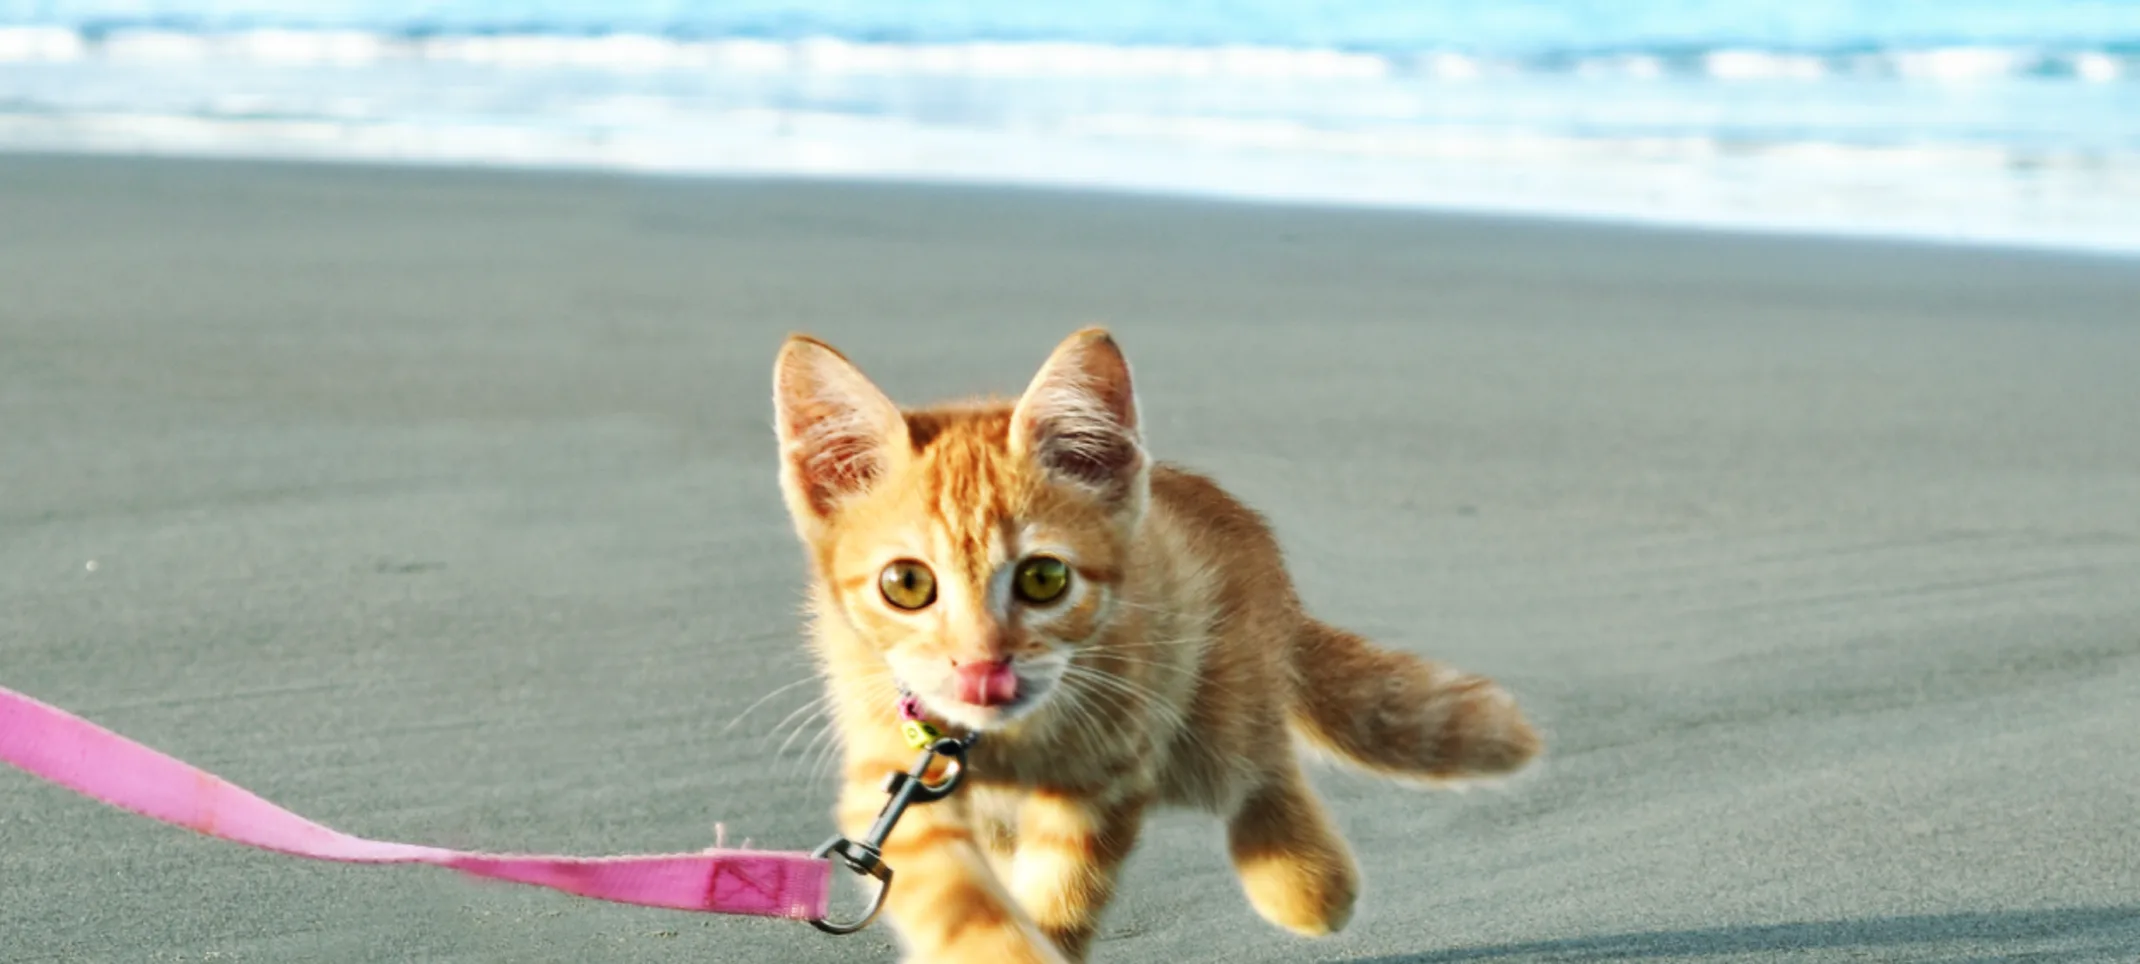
[900,720,943,750]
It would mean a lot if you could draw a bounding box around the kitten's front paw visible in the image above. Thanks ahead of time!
[905,928,1076,964]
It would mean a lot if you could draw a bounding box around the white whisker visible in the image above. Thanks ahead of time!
[722,676,819,735]
[776,704,833,760]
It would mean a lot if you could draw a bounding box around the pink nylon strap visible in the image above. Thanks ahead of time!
[0,685,830,921]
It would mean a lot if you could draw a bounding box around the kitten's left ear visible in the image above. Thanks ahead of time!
[1010,327,1147,511]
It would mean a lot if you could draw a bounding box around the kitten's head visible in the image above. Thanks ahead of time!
[772,328,1147,731]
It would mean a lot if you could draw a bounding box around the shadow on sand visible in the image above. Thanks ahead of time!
[1342,906,2140,962]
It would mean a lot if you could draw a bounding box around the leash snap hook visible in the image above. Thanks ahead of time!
[807,733,979,935]
[905,735,975,801]
[807,836,892,934]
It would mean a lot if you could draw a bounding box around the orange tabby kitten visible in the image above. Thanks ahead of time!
[772,328,1540,963]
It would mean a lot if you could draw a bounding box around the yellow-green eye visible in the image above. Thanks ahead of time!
[1013,555,1071,605]
[879,560,937,610]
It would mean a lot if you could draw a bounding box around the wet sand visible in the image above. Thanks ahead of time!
[3,154,2137,962]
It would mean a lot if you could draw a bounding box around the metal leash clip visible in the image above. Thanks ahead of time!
[808,732,979,934]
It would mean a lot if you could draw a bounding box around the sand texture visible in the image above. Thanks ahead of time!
[3,156,2138,962]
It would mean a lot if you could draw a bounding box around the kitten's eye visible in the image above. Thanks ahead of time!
[1013,555,1071,605]
[879,560,937,610]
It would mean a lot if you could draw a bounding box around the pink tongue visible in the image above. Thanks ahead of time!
[955,662,1019,706]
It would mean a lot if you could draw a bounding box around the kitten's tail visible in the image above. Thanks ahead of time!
[1286,620,1541,782]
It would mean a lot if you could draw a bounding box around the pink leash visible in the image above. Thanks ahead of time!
[0,684,830,921]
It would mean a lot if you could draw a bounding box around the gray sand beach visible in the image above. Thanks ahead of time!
[3,155,2138,962]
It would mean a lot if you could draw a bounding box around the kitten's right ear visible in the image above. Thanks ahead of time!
[772,335,909,533]
[1010,327,1147,512]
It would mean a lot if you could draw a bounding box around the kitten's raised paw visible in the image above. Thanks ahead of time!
[1237,849,1359,937]
[1227,773,1360,938]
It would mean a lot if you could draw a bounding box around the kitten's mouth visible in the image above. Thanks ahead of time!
[907,657,1061,730]
[954,660,1020,707]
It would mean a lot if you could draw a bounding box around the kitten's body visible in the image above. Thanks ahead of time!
[775,331,1539,963]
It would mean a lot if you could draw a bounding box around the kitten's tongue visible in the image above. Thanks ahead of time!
[955,661,1019,707]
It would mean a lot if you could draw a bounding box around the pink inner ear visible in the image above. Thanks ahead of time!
[776,338,906,519]
[1015,333,1144,498]
[797,426,887,517]
[1069,339,1138,432]
[1030,417,1141,495]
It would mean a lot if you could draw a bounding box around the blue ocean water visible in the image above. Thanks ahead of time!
[3,1,2138,251]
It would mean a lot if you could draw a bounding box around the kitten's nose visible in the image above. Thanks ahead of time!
[954,659,1019,706]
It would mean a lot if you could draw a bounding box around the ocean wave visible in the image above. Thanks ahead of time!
[13,0,2140,53]
[4,11,2136,254]
[0,26,2133,83]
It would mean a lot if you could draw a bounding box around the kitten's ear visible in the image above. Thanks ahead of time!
[1010,327,1147,509]
[773,335,909,532]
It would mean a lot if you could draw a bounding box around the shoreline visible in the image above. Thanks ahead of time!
[6,144,2140,262]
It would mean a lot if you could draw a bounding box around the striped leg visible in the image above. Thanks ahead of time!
[1008,790,1151,961]
[1226,765,1358,937]
[836,768,1071,964]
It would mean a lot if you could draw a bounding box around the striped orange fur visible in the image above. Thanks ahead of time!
[772,329,1541,963]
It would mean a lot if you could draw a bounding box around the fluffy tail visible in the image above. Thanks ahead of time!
[1287,620,1542,782]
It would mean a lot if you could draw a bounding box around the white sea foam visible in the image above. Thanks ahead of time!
[1576,54,1666,80]
[4,102,2135,255]
[1704,50,1827,81]
[0,26,85,61]
[227,30,394,65]
[1888,47,2033,83]
[0,28,1394,78]
[2073,52,2123,82]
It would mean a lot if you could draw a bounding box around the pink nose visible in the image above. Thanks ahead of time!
[954,660,1019,707]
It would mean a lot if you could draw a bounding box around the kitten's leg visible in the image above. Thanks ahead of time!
[836,769,1070,964]
[1008,789,1151,961]
[1226,765,1359,936]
